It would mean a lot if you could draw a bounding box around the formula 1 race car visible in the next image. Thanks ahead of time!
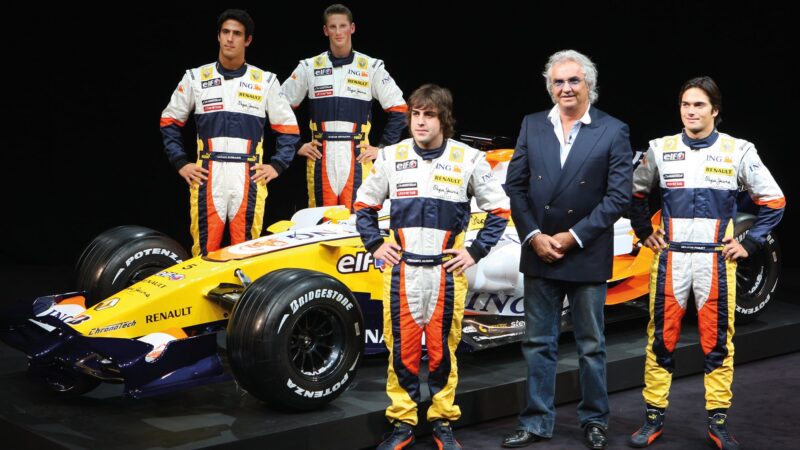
[0,136,781,411]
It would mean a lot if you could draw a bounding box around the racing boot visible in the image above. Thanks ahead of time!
[432,420,462,450]
[377,421,415,450]
[628,406,665,447]
[707,410,739,450]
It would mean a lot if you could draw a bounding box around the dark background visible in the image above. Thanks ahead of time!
[5,1,795,266]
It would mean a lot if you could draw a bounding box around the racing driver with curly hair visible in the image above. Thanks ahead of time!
[355,84,511,450]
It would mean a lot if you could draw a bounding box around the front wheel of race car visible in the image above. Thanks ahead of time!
[734,214,781,324]
[226,269,363,410]
[75,225,189,306]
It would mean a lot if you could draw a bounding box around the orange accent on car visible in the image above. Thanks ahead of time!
[60,296,87,308]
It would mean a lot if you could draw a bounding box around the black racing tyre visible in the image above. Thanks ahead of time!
[75,226,189,306]
[226,269,363,410]
[734,214,781,323]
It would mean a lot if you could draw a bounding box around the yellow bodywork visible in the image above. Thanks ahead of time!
[70,229,384,339]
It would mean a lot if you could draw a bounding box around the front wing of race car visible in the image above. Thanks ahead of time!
[0,219,385,399]
[1,292,228,398]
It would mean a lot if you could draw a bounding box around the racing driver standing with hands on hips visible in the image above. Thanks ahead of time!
[355,84,511,450]
[628,76,785,450]
[160,9,300,256]
[282,3,408,211]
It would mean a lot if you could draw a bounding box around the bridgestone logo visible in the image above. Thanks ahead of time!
[290,289,353,313]
[125,249,182,267]
[287,373,349,398]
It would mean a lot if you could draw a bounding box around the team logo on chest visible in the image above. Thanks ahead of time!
[434,174,463,186]
[720,138,735,153]
[396,182,418,197]
[449,147,464,163]
[314,68,333,76]
[663,151,685,161]
[395,146,408,160]
[663,136,679,152]
[395,160,418,171]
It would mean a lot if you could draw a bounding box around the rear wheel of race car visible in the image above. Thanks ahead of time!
[734,215,781,324]
[75,226,189,306]
[226,269,363,411]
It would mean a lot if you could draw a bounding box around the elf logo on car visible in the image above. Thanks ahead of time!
[125,249,182,267]
[287,373,348,398]
[337,252,382,273]
[290,289,353,313]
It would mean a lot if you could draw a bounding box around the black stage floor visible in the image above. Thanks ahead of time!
[1,266,799,450]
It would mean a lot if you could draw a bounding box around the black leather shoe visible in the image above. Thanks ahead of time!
[584,423,608,449]
[502,430,543,448]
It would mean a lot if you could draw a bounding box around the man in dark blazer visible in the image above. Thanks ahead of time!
[501,49,632,449]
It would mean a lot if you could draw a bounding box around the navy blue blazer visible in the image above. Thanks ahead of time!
[504,107,632,282]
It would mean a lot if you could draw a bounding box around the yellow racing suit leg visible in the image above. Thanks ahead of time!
[425,267,466,423]
[697,253,737,410]
[383,262,424,426]
[643,249,689,409]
